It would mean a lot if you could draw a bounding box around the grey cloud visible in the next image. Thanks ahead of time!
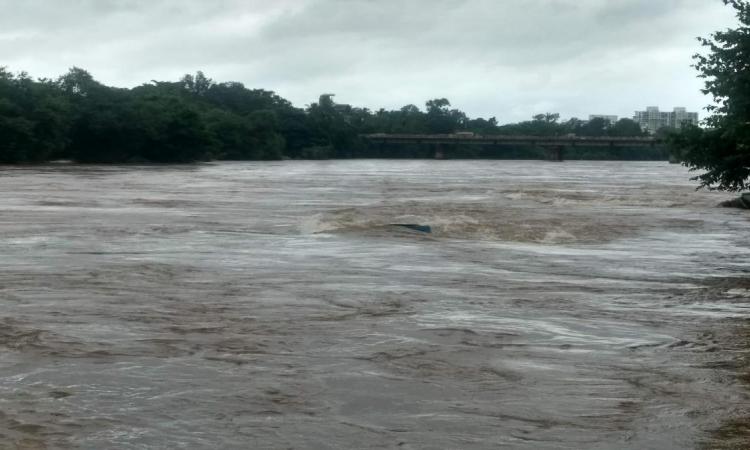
[0,0,739,122]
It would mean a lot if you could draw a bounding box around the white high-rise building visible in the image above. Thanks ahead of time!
[671,107,698,130]
[633,107,699,133]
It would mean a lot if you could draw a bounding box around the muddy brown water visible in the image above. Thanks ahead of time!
[0,160,748,449]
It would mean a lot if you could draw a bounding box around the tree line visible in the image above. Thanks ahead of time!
[1,67,661,164]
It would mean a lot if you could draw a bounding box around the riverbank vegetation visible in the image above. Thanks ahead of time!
[1,67,658,164]
[670,0,750,192]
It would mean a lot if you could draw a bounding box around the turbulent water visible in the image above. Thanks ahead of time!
[0,160,748,449]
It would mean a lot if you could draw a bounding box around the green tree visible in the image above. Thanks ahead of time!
[670,0,750,191]
[131,93,212,163]
[578,117,610,137]
[609,118,645,137]
[61,68,138,162]
[521,113,563,136]
[532,113,560,124]
[205,109,284,160]
[305,94,363,157]
[0,69,71,163]
[181,71,213,96]
[425,98,456,134]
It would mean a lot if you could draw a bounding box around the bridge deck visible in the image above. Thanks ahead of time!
[363,134,662,147]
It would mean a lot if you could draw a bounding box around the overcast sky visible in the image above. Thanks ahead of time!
[0,0,739,123]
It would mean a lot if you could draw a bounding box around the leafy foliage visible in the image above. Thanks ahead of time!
[670,0,750,191]
[0,69,71,163]
[0,67,654,164]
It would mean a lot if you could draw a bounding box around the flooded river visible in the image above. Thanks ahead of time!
[0,160,748,449]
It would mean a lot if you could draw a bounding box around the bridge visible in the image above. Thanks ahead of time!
[362,133,664,161]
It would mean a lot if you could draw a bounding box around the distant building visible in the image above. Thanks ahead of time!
[588,115,618,125]
[671,107,699,130]
[633,107,699,133]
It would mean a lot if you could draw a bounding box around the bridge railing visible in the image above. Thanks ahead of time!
[362,133,663,147]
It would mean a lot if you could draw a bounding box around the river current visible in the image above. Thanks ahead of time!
[0,160,748,449]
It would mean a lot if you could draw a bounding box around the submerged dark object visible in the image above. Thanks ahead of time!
[720,193,750,209]
[391,224,432,233]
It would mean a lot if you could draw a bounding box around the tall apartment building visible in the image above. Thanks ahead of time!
[633,107,699,133]
[671,107,699,129]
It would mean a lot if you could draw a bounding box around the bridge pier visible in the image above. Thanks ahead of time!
[434,144,445,160]
[544,145,564,162]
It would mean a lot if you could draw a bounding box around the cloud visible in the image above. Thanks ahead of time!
[0,0,739,122]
